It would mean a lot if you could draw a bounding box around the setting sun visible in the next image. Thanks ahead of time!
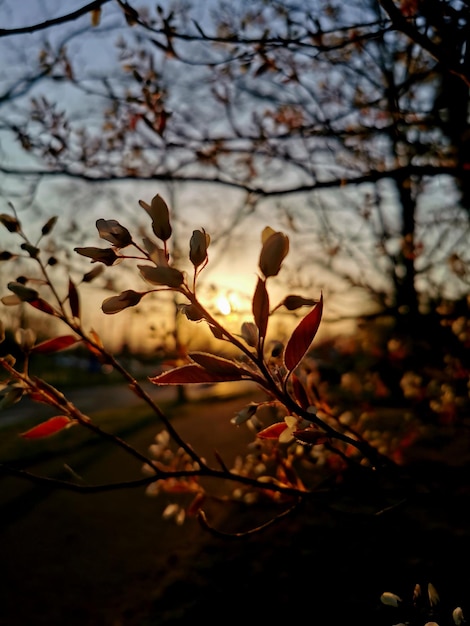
[215,294,232,315]
[214,291,246,316]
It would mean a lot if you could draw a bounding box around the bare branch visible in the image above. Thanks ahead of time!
[0,1,113,38]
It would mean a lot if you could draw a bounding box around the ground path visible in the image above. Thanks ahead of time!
[1,386,469,626]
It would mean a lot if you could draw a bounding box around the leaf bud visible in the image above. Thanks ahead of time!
[259,228,289,278]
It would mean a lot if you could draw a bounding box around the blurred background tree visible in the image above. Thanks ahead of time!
[0,0,468,380]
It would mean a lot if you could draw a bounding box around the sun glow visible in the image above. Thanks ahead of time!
[215,294,232,316]
[214,291,244,316]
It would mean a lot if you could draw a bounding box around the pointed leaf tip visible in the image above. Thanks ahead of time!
[20,416,72,439]
[257,422,288,439]
[31,335,79,354]
[150,364,243,385]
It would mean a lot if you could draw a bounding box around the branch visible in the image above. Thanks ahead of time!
[197,500,303,539]
[0,162,465,197]
[378,0,470,86]
[0,0,112,37]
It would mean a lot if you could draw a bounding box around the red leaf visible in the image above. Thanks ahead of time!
[293,429,329,446]
[68,278,80,318]
[291,374,310,410]
[31,335,80,354]
[188,352,249,377]
[257,422,288,439]
[20,416,72,439]
[149,364,243,385]
[284,294,323,372]
[252,277,269,339]
[29,298,57,316]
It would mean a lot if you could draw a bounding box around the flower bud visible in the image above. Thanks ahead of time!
[282,295,319,310]
[15,327,36,351]
[428,583,439,607]
[453,607,465,625]
[139,195,172,241]
[259,228,289,278]
[189,229,210,268]
[96,219,132,248]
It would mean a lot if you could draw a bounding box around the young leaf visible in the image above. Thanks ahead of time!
[150,364,243,385]
[257,422,288,440]
[74,246,119,266]
[293,429,329,446]
[29,298,57,316]
[7,282,38,302]
[31,335,80,354]
[90,8,101,26]
[291,374,310,410]
[188,352,249,377]
[252,277,269,340]
[284,294,323,373]
[0,213,20,233]
[82,265,104,283]
[240,321,258,347]
[138,265,184,288]
[41,216,58,236]
[20,416,72,439]
[1,294,21,306]
[102,290,144,314]
[68,279,80,318]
